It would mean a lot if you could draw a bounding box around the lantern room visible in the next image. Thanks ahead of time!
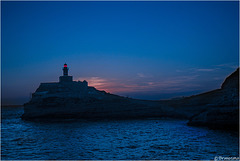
[63,63,69,76]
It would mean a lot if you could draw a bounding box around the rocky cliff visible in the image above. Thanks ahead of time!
[22,85,165,119]
[187,68,239,130]
[22,68,239,130]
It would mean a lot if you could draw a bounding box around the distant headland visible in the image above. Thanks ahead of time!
[21,64,239,131]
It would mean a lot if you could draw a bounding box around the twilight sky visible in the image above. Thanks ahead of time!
[2,1,239,104]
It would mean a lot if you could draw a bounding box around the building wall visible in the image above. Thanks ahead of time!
[59,76,73,82]
[33,81,88,99]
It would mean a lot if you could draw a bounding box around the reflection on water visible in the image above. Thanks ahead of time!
[1,107,239,160]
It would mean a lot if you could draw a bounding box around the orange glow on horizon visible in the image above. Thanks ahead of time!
[74,75,202,95]
[75,77,136,93]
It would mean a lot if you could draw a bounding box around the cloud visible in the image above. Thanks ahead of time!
[75,77,116,92]
[137,73,152,78]
[137,73,145,78]
[187,67,219,73]
[176,69,183,72]
[176,67,218,73]
[74,74,200,95]
[196,68,216,72]
[82,77,107,87]
[215,63,238,69]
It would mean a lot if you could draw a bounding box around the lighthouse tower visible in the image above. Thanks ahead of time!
[59,63,73,82]
[63,63,69,76]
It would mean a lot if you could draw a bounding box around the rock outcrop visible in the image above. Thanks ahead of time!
[22,68,239,131]
[22,84,165,119]
[187,68,239,130]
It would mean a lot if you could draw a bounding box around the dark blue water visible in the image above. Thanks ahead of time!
[1,107,239,160]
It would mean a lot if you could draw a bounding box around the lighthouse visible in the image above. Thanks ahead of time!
[63,63,69,76]
[59,63,73,82]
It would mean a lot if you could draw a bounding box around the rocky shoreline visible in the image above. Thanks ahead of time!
[187,68,239,130]
[22,68,239,131]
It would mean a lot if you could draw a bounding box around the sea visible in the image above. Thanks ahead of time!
[1,106,239,160]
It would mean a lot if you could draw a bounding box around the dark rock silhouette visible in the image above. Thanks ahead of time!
[187,68,239,130]
[21,65,239,131]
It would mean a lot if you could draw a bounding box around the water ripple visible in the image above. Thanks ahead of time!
[1,107,239,160]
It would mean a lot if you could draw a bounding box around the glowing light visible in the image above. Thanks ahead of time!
[64,64,67,67]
